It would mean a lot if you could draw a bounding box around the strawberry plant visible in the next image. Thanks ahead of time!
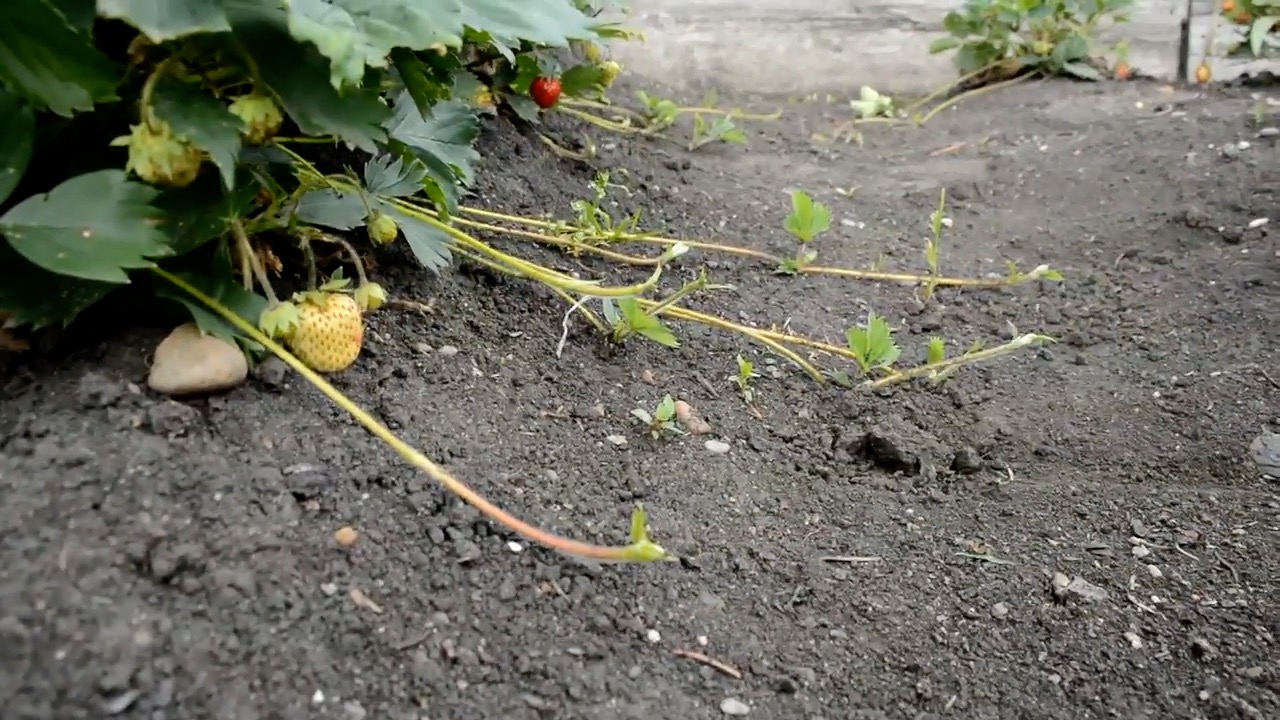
[1218,1,1279,58]
[929,0,1134,82]
[0,0,680,564]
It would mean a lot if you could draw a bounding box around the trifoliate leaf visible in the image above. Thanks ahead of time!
[0,0,120,116]
[0,87,35,205]
[384,91,480,185]
[364,154,430,198]
[0,170,170,283]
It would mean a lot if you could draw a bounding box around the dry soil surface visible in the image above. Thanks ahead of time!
[1,78,1278,720]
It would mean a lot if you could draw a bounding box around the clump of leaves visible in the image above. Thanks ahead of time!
[1219,1,1280,58]
[928,0,1134,82]
[777,189,831,274]
[631,394,683,438]
[688,114,746,150]
[850,86,897,119]
[0,0,628,342]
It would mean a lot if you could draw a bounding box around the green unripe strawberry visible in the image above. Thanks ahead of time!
[367,213,399,245]
[354,282,387,313]
[599,60,622,89]
[111,121,203,188]
[228,92,284,145]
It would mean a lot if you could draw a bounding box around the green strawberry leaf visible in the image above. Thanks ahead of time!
[462,0,599,48]
[387,207,453,273]
[0,240,118,329]
[294,188,367,230]
[389,47,458,119]
[154,244,267,351]
[149,76,246,190]
[97,0,232,40]
[152,170,261,256]
[0,0,121,116]
[284,0,464,89]
[384,91,480,186]
[783,189,831,243]
[0,87,36,205]
[364,153,430,198]
[228,3,390,153]
[0,169,171,283]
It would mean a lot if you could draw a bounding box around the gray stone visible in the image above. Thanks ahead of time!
[148,322,248,396]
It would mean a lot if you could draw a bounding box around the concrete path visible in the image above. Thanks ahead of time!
[605,0,1277,96]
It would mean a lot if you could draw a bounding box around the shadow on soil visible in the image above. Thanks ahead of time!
[1,78,1277,720]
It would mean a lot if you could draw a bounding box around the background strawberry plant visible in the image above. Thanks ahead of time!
[0,0,625,348]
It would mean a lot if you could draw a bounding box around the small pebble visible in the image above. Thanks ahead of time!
[646,629,661,643]
[1147,565,1163,578]
[506,541,524,553]
[991,602,1009,619]
[1125,631,1143,649]
[438,345,459,356]
[606,434,628,447]
[1133,545,1151,558]
[705,439,730,455]
[334,526,359,548]
[720,698,751,716]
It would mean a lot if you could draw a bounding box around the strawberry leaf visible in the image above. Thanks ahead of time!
[384,91,479,186]
[0,0,121,117]
[0,87,35,205]
[149,76,245,191]
[0,240,117,329]
[0,169,171,283]
[96,0,232,41]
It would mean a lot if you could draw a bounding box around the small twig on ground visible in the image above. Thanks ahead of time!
[386,297,437,315]
[672,648,742,679]
[1257,367,1280,390]
[820,555,883,564]
[1217,553,1241,587]
[955,552,1015,565]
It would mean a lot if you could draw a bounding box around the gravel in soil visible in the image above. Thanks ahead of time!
[1,78,1277,720]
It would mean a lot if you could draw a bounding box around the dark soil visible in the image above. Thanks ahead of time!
[2,78,1277,720]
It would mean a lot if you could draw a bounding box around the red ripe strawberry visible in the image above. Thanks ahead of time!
[530,76,562,109]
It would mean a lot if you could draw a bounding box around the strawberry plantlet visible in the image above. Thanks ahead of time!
[733,355,759,404]
[603,296,680,347]
[569,171,647,243]
[636,91,680,132]
[777,189,831,275]
[688,114,747,151]
[923,189,948,299]
[631,394,683,439]
[846,313,902,377]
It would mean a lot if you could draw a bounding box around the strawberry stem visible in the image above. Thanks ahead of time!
[150,267,668,564]
[231,218,280,305]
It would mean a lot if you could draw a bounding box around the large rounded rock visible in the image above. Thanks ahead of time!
[148,322,248,396]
